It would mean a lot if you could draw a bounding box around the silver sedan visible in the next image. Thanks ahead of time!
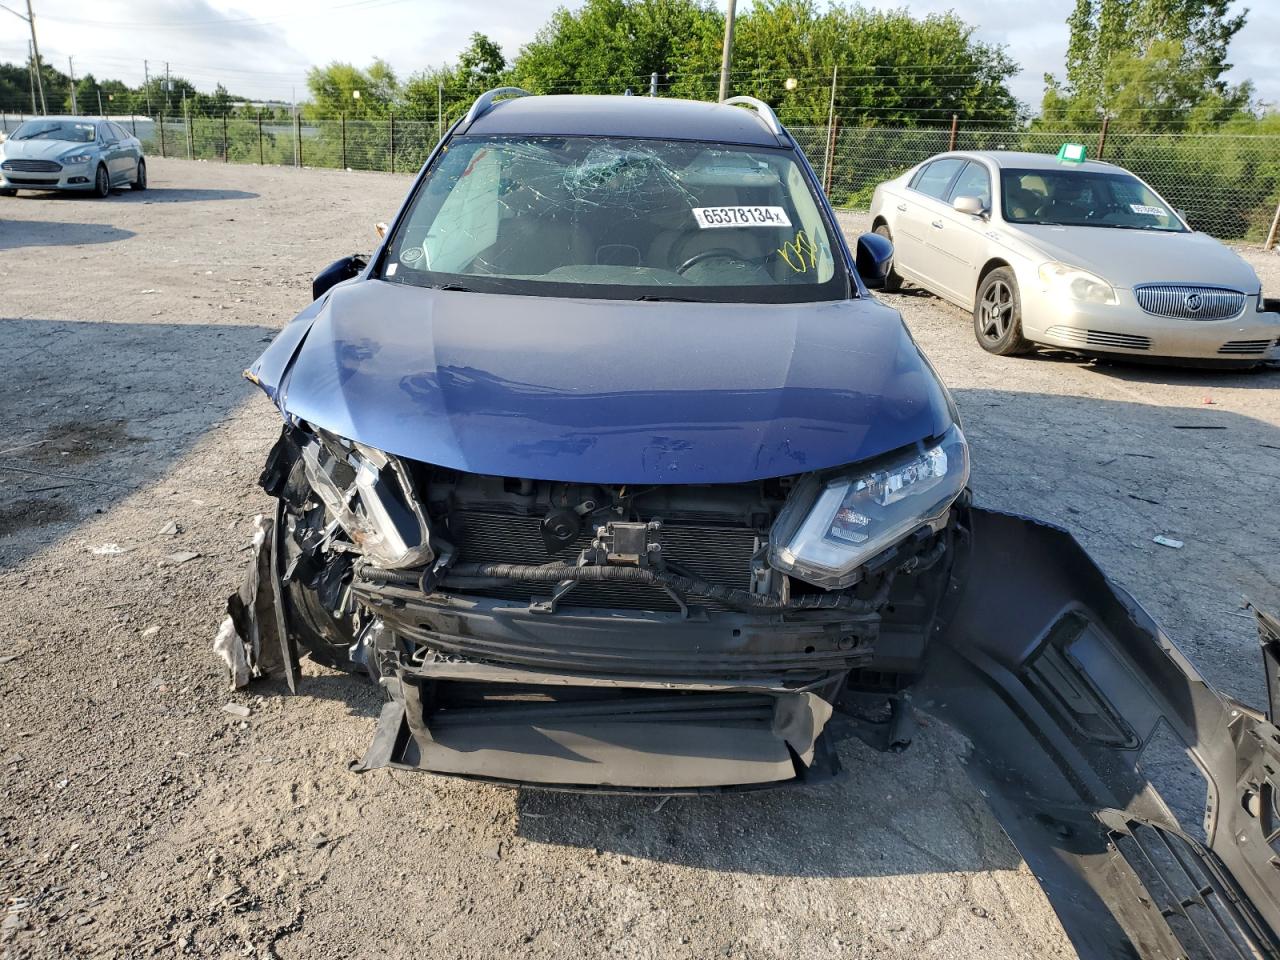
[0,116,146,198]
[869,149,1279,364]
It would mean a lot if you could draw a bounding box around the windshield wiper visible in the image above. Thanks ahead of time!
[428,282,476,293]
[633,294,701,302]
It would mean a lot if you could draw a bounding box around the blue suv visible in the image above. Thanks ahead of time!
[225,89,1280,957]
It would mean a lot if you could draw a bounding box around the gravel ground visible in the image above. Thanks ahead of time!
[1,159,1277,960]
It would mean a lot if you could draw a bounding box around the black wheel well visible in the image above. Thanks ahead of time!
[977,258,1011,293]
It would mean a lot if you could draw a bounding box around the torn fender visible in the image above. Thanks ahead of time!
[925,506,1280,960]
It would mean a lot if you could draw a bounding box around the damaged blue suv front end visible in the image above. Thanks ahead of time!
[224,91,1280,957]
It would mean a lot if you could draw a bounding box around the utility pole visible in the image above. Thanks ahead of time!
[717,0,736,102]
[4,1,48,113]
[143,60,153,115]
[25,0,46,113]
[68,56,77,114]
[823,65,838,187]
[164,61,171,114]
[437,80,443,142]
[27,40,36,113]
[96,87,103,116]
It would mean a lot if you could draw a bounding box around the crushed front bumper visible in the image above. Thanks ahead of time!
[348,582,896,791]
[219,503,1280,955]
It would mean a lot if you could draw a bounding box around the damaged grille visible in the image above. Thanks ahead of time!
[450,510,759,611]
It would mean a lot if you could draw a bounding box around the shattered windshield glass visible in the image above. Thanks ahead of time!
[383,136,848,303]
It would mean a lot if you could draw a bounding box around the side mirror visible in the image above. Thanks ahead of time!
[312,254,368,301]
[952,195,986,217]
[855,232,893,290]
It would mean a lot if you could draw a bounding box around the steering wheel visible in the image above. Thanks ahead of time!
[676,247,744,275]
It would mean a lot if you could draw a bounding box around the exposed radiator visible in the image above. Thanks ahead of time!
[449,510,760,611]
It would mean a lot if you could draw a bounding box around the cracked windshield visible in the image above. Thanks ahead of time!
[385,136,845,303]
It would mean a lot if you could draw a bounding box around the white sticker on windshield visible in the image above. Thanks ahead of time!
[692,206,792,229]
[1130,203,1168,216]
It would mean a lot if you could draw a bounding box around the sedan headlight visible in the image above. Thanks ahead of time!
[60,152,94,165]
[301,432,434,569]
[769,425,969,589]
[1038,261,1116,304]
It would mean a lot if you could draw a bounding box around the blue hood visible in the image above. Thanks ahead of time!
[250,280,953,485]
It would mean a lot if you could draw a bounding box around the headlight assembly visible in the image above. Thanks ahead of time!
[1038,261,1116,304]
[769,425,969,590]
[300,431,434,569]
[60,152,94,165]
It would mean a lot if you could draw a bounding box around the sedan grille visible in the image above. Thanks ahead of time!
[1046,326,1152,351]
[1,159,62,173]
[1134,285,1246,320]
[450,510,759,612]
[1218,339,1273,356]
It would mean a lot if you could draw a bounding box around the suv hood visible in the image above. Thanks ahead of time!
[1013,224,1261,292]
[250,280,953,484]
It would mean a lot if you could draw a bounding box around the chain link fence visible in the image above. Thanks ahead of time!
[791,125,1280,245]
[5,109,1278,245]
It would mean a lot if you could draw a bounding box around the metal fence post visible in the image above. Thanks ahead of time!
[296,111,303,167]
[341,113,347,169]
[159,114,166,158]
[222,112,228,162]
[823,116,839,195]
[1097,115,1110,160]
[948,114,958,151]
[257,112,264,165]
[389,113,395,173]
[1265,199,1280,251]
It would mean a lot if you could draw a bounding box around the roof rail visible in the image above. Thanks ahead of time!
[722,96,783,137]
[462,87,532,129]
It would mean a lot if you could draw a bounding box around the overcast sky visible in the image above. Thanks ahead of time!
[2,0,1274,111]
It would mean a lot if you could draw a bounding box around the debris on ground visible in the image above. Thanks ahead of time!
[1153,535,1185,549]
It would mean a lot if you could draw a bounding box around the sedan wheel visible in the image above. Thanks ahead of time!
[131,159,147,191]
[973,267,1030,356]
[0,188,16,198]
[93,164,111,199]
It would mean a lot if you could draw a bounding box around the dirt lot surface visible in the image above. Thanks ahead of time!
[1,160,1277,960]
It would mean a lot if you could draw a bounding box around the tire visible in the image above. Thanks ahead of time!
[873,223,904,293]
[279,460,361,674]
[0,188,15,197]
[131,159,147,191]
[93,164,110,199]
[973,267,1031,356]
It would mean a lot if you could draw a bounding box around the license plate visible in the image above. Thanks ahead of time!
[692,206,792,229]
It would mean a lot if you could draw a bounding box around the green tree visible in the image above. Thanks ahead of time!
[511,0,723,96]
[508,0,1020,126]
[305,60,398,118]
[1042,0,1252,129]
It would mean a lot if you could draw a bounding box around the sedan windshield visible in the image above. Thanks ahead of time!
[1000,168,1186,232]
[10,121,96,143]
[383,135,847,303]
